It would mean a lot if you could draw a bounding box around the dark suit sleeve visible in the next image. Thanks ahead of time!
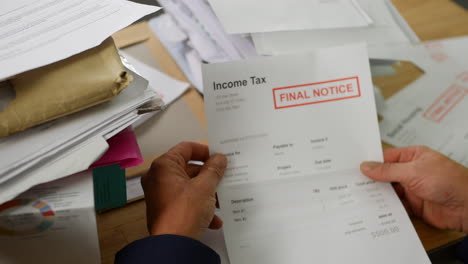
[115,234,221,264]
[457,237,468,263]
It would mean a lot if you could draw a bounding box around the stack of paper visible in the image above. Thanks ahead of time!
[148,0,418,93]
[1,38,133,138]
[0,0,159,80]
[0,2,167,262]
[371,36,468,166]
[120,50,189,106]
[119,50,190,127]
[148,0,258,92]
[0,0,162,204]
[0,72,157,204]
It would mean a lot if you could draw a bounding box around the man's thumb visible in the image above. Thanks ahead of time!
[193,154,227,193]
[360,161,408,183]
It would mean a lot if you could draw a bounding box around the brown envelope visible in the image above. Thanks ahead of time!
[0,37,133,137]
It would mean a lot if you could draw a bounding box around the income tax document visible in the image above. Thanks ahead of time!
[203,44,430,264]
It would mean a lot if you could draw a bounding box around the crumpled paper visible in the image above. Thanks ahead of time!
[0,37,133,137]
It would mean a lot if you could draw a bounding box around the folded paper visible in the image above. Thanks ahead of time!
[0,38,132,137]
[91,127,143,169]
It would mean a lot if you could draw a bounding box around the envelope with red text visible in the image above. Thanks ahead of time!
[379,63,468,166]
[203,43,430,264]
[369,36,468,166]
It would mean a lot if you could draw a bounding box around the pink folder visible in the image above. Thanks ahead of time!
[90,127,143,169]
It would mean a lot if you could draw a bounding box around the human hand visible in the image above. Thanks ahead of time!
[361,146,468,233]
[141,142,227,240]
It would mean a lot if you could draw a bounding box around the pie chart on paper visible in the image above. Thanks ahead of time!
[0,199,55,236]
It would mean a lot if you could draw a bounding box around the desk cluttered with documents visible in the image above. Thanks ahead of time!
[0,0,467,263]
[96,1,468,263]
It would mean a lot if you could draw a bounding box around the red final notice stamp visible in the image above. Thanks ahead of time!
[423,84,468,123]
[272,77,361,109]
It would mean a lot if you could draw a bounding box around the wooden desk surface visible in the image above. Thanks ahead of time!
[98,1,468,263]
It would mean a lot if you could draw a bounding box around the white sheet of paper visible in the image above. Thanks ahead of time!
[422,36,468,69]
[252,0,419,55]
[158,0,229,63]
[0,0,160,80]
[369,43,434,68]
[369,36,468,70]
[173,0,258,59]
[126,176,144,202]
[203,44,430,264]
[200,212,231,264]
[149,14,204,91]
[120,51,189,105]
[0,135,107,204]
[0,172,100,264]
[185,49,204,92]
[207,0,372,34]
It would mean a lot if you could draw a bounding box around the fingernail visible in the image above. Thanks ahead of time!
[361,161,382,172]
[212,154,227,168]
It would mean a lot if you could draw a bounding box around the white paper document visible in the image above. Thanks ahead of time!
[126,176,144,202]
[0,134,109,205]
[120,51,189,105]
[369,36,468,70]
[203,44,430,264]
[0,172,100,264]
[0,0,160,80]
[201,214,230,264]
[207,0,372,34]
[149,0,258,93]
[252,0,419,55]
[371,36,468,166]
[379,65,468,166]
[149,14,204,90]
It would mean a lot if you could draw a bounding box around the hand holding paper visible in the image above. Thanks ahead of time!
[142,142,227,239]
[362,146,468,234]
